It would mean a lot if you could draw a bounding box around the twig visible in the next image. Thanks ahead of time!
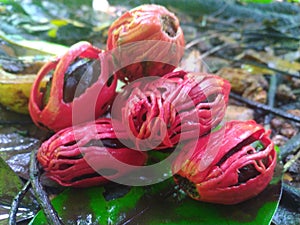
[185,33,219,50]
[29,150,64,225]
[264,74,277,128]
[242,30,300,41]
[283,149,300,173]
[200,43,230,59]
[209,3,229,18]
[229,92,300,123]
[280,132,300,159]
[122,206,149,225]
[8,180,31,225]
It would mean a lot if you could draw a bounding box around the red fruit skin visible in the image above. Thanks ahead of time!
[37,118,147,188]
[29,41,117,131]
[121,70,230,150]
[106,4,185,83]
[172,120,277,205]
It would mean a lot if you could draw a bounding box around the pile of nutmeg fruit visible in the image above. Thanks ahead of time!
[28,4,276,205]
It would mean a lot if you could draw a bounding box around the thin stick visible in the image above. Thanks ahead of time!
[280,132,300,158]
[200,43,230,59]
[229,92,300,123]
[8,180,31,225]
[185,33,220,50]
[29,150,64,225]
[283,149,300,173]
[264,74,277,128]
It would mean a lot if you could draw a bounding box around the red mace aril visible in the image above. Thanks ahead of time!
[37,118,147,188]
[106,4,185,83]
[29,41,117,131]
[172,120,277,205]
[118,70,230,150]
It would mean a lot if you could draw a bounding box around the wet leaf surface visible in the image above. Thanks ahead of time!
[272,183,300,225]
[0,156,24,206]
[0,128,39,179]
[29,164,282,225]
[0,156,36,224]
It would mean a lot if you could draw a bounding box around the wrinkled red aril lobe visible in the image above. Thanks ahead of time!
[37,118,147,187]
[119,70,230,150]
[172,120,277,205]
[29,41,117,131]
[106,4,185,83]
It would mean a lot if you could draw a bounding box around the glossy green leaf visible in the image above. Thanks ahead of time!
[29,183,145,225]
[30,163,282,225]
[123,164,282,225]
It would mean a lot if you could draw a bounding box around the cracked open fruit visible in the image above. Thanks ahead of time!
[118,70,230,150]
[172,120,277,205]
[29,41,117,131]
[37,118,147,187]
[107,4,185,83]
